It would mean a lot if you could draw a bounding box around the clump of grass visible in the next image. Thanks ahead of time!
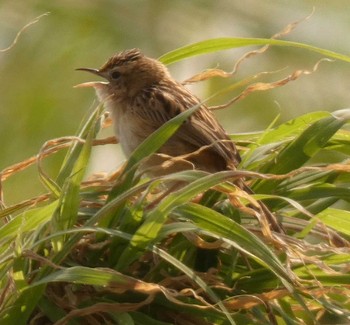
[1,37,350,325]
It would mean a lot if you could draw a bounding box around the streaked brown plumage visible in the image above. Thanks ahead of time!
[76,49,240,173]
[76,49,283,232]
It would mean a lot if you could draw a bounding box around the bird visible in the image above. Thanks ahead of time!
[76,48,283,233]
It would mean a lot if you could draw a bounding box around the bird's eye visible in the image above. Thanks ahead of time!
[110,71,121,80]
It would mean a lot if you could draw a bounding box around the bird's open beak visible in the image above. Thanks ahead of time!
[74,68,108,88]
[76,67,101,76]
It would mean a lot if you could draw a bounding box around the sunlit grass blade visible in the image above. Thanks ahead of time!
[265,112,348,174]
[31,265,142,287]
[0,201,58,248]
[159,37,350,65]
[51,120,95,250]
[253,110,350,193]
[254,111,331,146]
[56,103,104,186]
[316,208,350,236]
[326,128,350,155]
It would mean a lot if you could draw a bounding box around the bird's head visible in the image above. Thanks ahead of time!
[75,49,170,101]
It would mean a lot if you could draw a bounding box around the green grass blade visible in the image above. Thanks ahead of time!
[31,265,139,287]
[159,37,350,65]
[115,171,233,270]
[287,184,350,202]
[254,111,349,193]
[174,203,295,289]
[0,285,45,325]
[51,124,94,249]
[0,107,103,325]
[256,111,331,146]
[154,247,236,325]
[266,113,347,174]
[0,201,58,246]
[316,208,350,236]
[56,104,104,187]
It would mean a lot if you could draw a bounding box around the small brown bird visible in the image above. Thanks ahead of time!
[76,49,282,232]
[76,49,240,173]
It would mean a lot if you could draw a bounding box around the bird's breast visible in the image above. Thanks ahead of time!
[109,102,155,158]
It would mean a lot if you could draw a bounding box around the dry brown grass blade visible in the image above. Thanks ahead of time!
[228,8,315,78]
[52,296,154,325]
[0,194,51,221]
[0,155,38,183]
[183,9,315,85]
[22,250,63,270]
[45,265,225,325]
[224,285,345,311]
[184,232,224,249]
[210,58,332,111]
[0,135,116,211]
[0,13,50,53]
[0,136,116,183]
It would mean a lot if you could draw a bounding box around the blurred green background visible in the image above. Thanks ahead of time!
[1,1,350,204]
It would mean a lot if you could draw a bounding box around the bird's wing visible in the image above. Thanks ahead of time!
[134,84,240,169]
